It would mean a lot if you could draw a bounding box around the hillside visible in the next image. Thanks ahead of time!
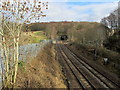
[27,22,108,46]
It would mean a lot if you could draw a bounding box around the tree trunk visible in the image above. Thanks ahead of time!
[13,33,20,86]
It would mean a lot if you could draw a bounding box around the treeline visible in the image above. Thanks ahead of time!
[101,2,120,53]
[27,22,108,46]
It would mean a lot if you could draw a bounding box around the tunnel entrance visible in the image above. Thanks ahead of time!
[60,35,68,41]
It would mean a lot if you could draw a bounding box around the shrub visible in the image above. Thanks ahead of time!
[18,61,26,70]
[72,43,120,64]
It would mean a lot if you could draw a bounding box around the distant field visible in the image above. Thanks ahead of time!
[20,31,48,45]
[30,31,48,43]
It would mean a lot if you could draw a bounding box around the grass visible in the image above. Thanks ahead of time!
[29,31,48,43]
[15,44,66,88]
[20,31,48,45]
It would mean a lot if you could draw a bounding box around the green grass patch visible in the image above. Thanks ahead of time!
[34,31,43,36]
[29,31,48,43]
[30,36,40,43]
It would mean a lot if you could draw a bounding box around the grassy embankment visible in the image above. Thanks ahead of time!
[16,44,66,88]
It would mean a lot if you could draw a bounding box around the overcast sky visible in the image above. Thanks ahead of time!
[38,0,119,22]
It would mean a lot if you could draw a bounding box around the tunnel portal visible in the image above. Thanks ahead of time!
[60,35,68,41]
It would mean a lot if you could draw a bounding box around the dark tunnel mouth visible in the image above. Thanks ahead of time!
[60,35,68,40]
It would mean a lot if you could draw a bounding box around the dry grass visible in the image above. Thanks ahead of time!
[15,44,66,88]
[19,32,31,45]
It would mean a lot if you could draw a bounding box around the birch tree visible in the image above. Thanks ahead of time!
[0,0,48,88]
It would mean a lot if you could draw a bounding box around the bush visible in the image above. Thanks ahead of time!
[104,31,120,53]
[18,61,26,70]
[97,47,120,63]
[72,43,120,64]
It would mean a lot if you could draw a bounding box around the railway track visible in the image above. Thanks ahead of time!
[56,44,120,89]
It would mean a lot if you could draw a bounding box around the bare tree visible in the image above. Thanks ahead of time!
[0,0,48,88]
[101,12,117,37]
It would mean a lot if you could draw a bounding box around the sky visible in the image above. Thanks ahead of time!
[38,0,119,22]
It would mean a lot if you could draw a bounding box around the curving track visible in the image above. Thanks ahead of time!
[56,44,120,89]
